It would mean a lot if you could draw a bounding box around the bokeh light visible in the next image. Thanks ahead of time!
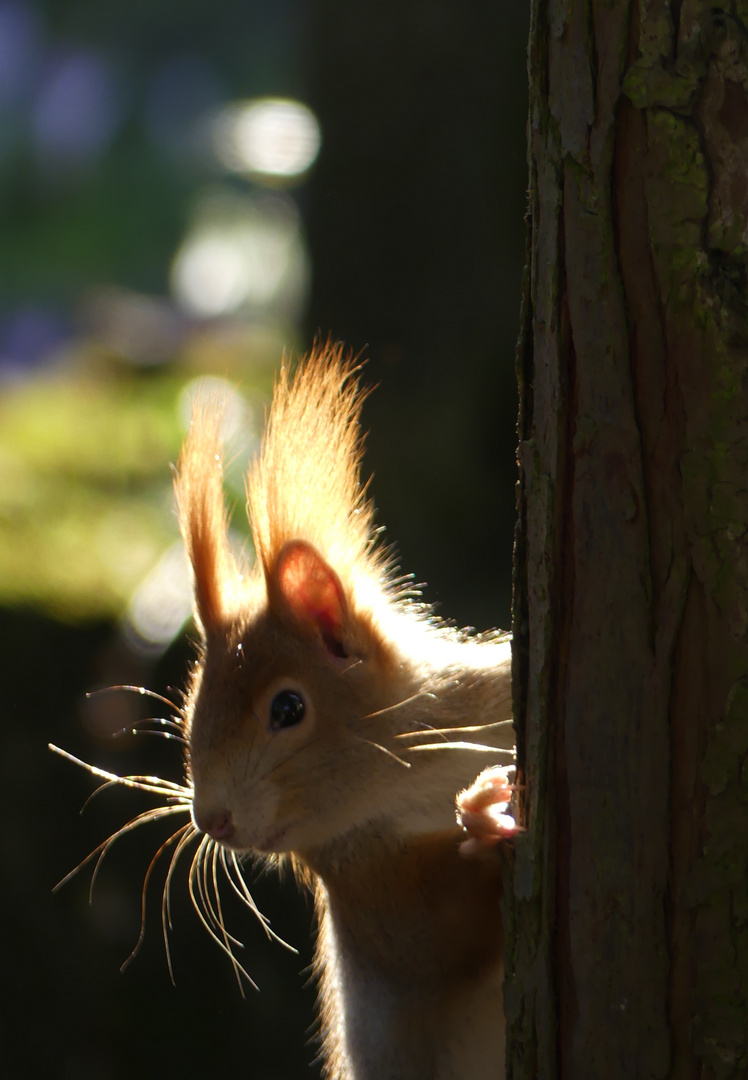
[210,97,321,181]
[170,188,310,321]
[123,540,193,653]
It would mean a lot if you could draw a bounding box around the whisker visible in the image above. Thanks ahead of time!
[51,744,269,992]
[86,684,183,715]
[355,737,411,769]
[197,843,243,949]
[126,716,186,735]
[187,839,257,992]
[200,845,244,949]
[405,741,516,756]
[120,821,193,976]
[340,657,364,675]
[211,844,245,994]
[53,803,188,893]
[163,825,198,934]
[221,850,271,932]
[194,840,219,936]
[127,727,188,746]
[112,716,187,741]
[49,744,190,800]
[188,841,213,931]
[360,690,437,722]
[394,719,514,740]
[162,825,201,984]
[222,850,297,953]
[78,778,176,815]
[199,846,243,941]
[88,805,189,900]
[395,718,449,740]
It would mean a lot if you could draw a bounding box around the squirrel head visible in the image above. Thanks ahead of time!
[175,347,417,860]
[185,536,411,858]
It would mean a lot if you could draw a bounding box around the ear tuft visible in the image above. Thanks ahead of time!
[271,540,348,655]
[174,398,237,634]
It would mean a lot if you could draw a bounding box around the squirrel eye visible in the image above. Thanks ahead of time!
[270,690,306,731]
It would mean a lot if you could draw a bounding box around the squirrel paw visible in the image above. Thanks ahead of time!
[456,765,520,857]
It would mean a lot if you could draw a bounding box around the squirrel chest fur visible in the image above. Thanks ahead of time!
[142,345,516,1078]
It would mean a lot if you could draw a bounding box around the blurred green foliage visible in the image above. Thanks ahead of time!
[0,0,305,625]
[0,366,183,617]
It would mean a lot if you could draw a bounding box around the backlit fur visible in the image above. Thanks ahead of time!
[97,344,515,1079]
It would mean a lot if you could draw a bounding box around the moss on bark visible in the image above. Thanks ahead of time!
[512,1,748,1076]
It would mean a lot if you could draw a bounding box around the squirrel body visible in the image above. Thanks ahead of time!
[175,345,516,1079]
[314,827,506,1079]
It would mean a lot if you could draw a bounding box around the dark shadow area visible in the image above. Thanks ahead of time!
[4,608,316,1079]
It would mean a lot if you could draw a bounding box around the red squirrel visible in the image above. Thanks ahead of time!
[58,344,518,1080]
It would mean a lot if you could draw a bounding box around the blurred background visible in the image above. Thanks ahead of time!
[1,1,528,1076]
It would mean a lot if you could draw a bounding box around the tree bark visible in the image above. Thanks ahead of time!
[511,2,748,1077]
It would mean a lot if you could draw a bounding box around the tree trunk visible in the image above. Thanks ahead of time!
[511,2,748,1077]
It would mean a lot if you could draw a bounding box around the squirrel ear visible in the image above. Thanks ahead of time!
[271,540,348,656]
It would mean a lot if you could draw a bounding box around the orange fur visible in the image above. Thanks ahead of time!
[249,343,388,592]
[174,398,239,633]
[172,343,516,1080]
[53,342,518,1080]
[175,343,393,634]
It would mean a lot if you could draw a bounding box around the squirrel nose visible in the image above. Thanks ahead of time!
[193,805,235,842]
